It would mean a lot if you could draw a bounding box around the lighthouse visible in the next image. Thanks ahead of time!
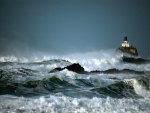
[121,36,130,47]
[117,36,138,56]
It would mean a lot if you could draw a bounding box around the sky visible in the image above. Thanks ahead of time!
[0,0,150,57]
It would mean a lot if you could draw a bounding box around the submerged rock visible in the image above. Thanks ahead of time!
[90,68,144,74]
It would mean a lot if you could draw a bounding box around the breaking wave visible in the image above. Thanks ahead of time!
[0,67,150,98]
[0,50,150,113]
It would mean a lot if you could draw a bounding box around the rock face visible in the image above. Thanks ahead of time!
[49,63,85,73]
[118,46,138,56]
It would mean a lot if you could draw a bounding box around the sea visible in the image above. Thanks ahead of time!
[0,50,150,113]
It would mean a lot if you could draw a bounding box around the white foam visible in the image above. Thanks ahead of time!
[0,50,150,72]
[0,94,150,113]
[131,79,150,98]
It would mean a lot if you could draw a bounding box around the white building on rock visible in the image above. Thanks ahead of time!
[122,36,130,47]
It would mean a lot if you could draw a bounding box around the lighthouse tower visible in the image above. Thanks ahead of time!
[118,36,138,56]
[121,36,130,47]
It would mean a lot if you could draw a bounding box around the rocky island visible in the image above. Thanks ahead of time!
[117,36,150,64]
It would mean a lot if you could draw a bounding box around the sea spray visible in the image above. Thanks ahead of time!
[0,50,150,113]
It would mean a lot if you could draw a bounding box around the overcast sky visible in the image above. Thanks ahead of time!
[0,0,150,57]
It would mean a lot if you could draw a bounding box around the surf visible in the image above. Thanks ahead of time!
[0,50,150,113]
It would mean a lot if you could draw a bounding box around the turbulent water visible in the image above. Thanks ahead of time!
[0,50,150,113]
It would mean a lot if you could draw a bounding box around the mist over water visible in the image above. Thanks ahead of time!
[0,49,150,113]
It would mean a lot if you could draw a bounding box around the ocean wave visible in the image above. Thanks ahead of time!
[0,72,149,98]
[1,50,150,72]
[125,78,150,98]
[0,50,150,113]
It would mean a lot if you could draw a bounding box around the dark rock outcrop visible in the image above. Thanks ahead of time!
[122,56,149,64]
[49,63,145,75]
[49,63,85,74]
[64,63,85,73]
